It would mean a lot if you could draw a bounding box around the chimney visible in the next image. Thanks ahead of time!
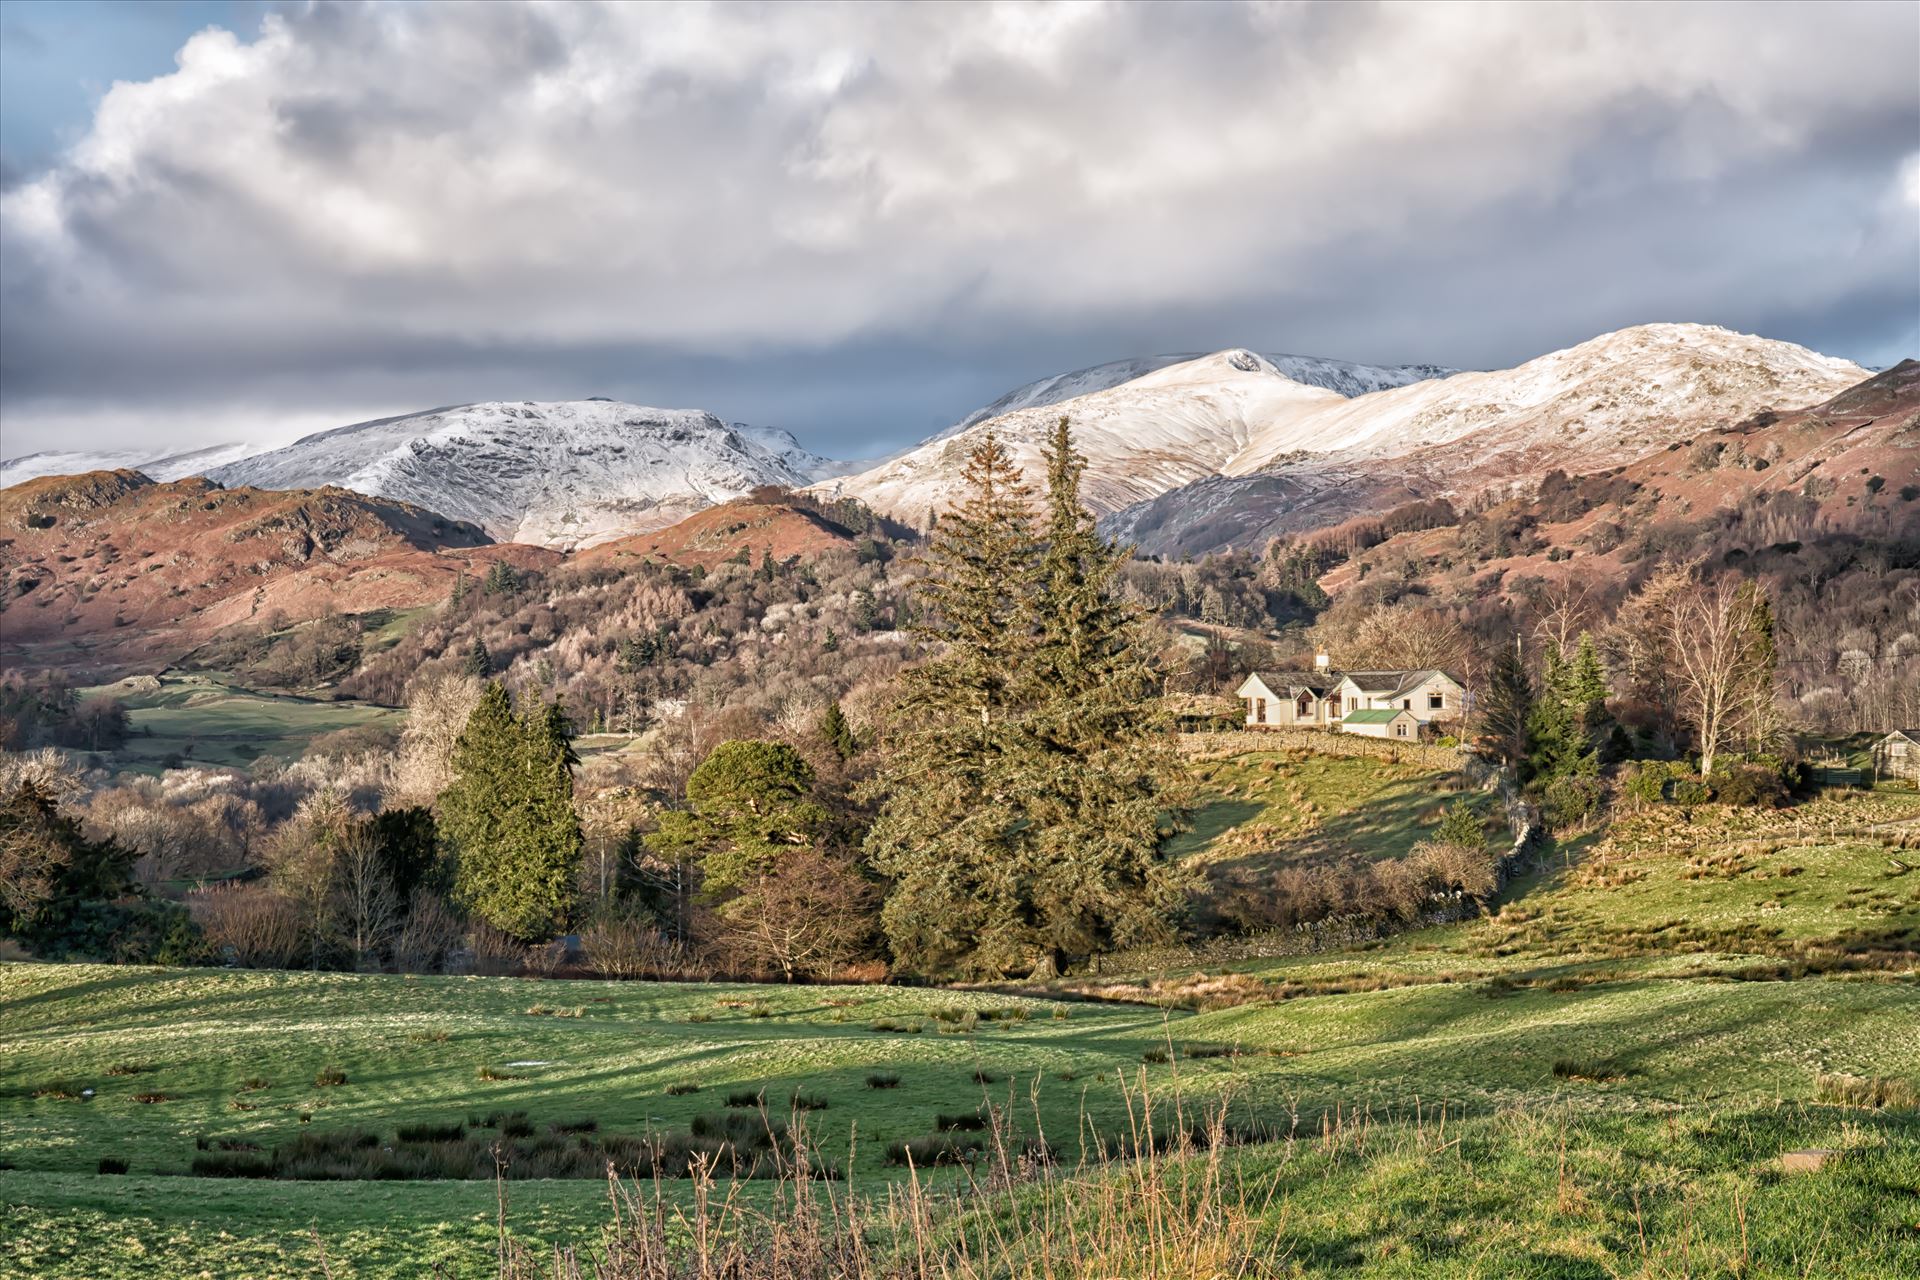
[1314,652,1330,671]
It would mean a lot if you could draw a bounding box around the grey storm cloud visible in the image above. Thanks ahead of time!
[0,0,1915,459]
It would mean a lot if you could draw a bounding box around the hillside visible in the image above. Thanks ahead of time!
[1316,358,1920,598]
[579,493,871,570]
[1,443,260,489]
[818,350,1352,526]
[1108,325,1871,556]
[0,470,551,673]
[209,400,846,549]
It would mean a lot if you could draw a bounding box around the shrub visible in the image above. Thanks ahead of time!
[396,1122,465,1142]
[1622,762,1668,807]
[885,1133,986,1167]
[1543,774,1605,829]
[865,1073,901,1090]
[313,1067,348,1088]
[97,1158,129,1175]
[788,1091,829,1112]
[725,1089,765,1109]
[665,1082,701,1096]
[1710,764,1789,808]
[1670,773,1714,805]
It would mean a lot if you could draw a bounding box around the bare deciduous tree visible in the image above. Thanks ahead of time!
[1663,575,1779,774]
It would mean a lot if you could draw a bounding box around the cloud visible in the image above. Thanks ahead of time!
[1,0,1915,458]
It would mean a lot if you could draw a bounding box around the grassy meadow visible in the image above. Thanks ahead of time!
[3,751,1918,1276]
[77,673,403,770]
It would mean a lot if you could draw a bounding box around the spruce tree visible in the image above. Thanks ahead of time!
[863,430,1042,977]
[441,684,583,939]
[1019,417,1189,975]
[1478,641,1534,768]
[864,420,1188,979]
[462,639,492,678]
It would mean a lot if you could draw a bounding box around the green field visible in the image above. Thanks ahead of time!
[78,674,402,770]
[4,759,1918,1276]
[1169,749,1458,865]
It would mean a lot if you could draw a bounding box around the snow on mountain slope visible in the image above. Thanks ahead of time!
[949,351,1452,436]
[2,442,259,488]
[1106,324,1871,558]
[1223,323,1868,476]
[816,350,1352,527]
[209,401,846,548]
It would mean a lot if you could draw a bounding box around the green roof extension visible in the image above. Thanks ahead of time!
[1342,709,1405,724]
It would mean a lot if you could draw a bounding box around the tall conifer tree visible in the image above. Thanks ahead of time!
[442,684,583,939]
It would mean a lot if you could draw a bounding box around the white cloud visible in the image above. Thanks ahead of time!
[0,0,1914,456]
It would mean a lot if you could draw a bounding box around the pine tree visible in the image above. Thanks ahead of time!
[449,572,468,609]
[441,684,583,939]
[462,639,492,678]
[821,700,857,760]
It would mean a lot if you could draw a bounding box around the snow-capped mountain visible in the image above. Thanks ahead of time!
[1105,324,1871,557]
[1222,323,1868,476]
[817,348,1449,527]
[210,400,848,549]
[948,351,1453,436]
[1,442,259,489]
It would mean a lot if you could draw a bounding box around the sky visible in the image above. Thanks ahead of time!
[0,0,1916,463]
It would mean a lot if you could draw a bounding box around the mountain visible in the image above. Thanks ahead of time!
[816,349,1433,527]
[0,470,550,672]
[208,400,847,549]
[2,442,260,489]
[1104,325,1872,557]
[1314,359,1920,599]
[948,350,1455,436]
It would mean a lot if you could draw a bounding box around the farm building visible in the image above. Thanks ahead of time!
[1872,729,1920,783]
[1236,659,1467,736]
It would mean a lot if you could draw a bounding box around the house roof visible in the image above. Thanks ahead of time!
[1343,708,1410,725]
[1339,669,1462,699]
[1883,729,1920,745]
[1250,671,1338,696]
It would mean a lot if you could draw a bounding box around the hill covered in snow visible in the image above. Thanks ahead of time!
[209,400,848,548]
[817,348,1452,527]
[1105,324,1871,556]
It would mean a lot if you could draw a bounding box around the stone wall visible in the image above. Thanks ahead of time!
[1177,727,1466,772]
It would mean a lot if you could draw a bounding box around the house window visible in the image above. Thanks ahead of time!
[1402,698,1412,710]
[1395,723,1408,737]
[1348,698,1358,713]
[1297,694,1313,718]
[1429,692,1445,710]
[1253,698,1266,724]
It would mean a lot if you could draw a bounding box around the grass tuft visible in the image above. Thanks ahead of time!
[312,1067,348,1088]
[864,1072,901,1090]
